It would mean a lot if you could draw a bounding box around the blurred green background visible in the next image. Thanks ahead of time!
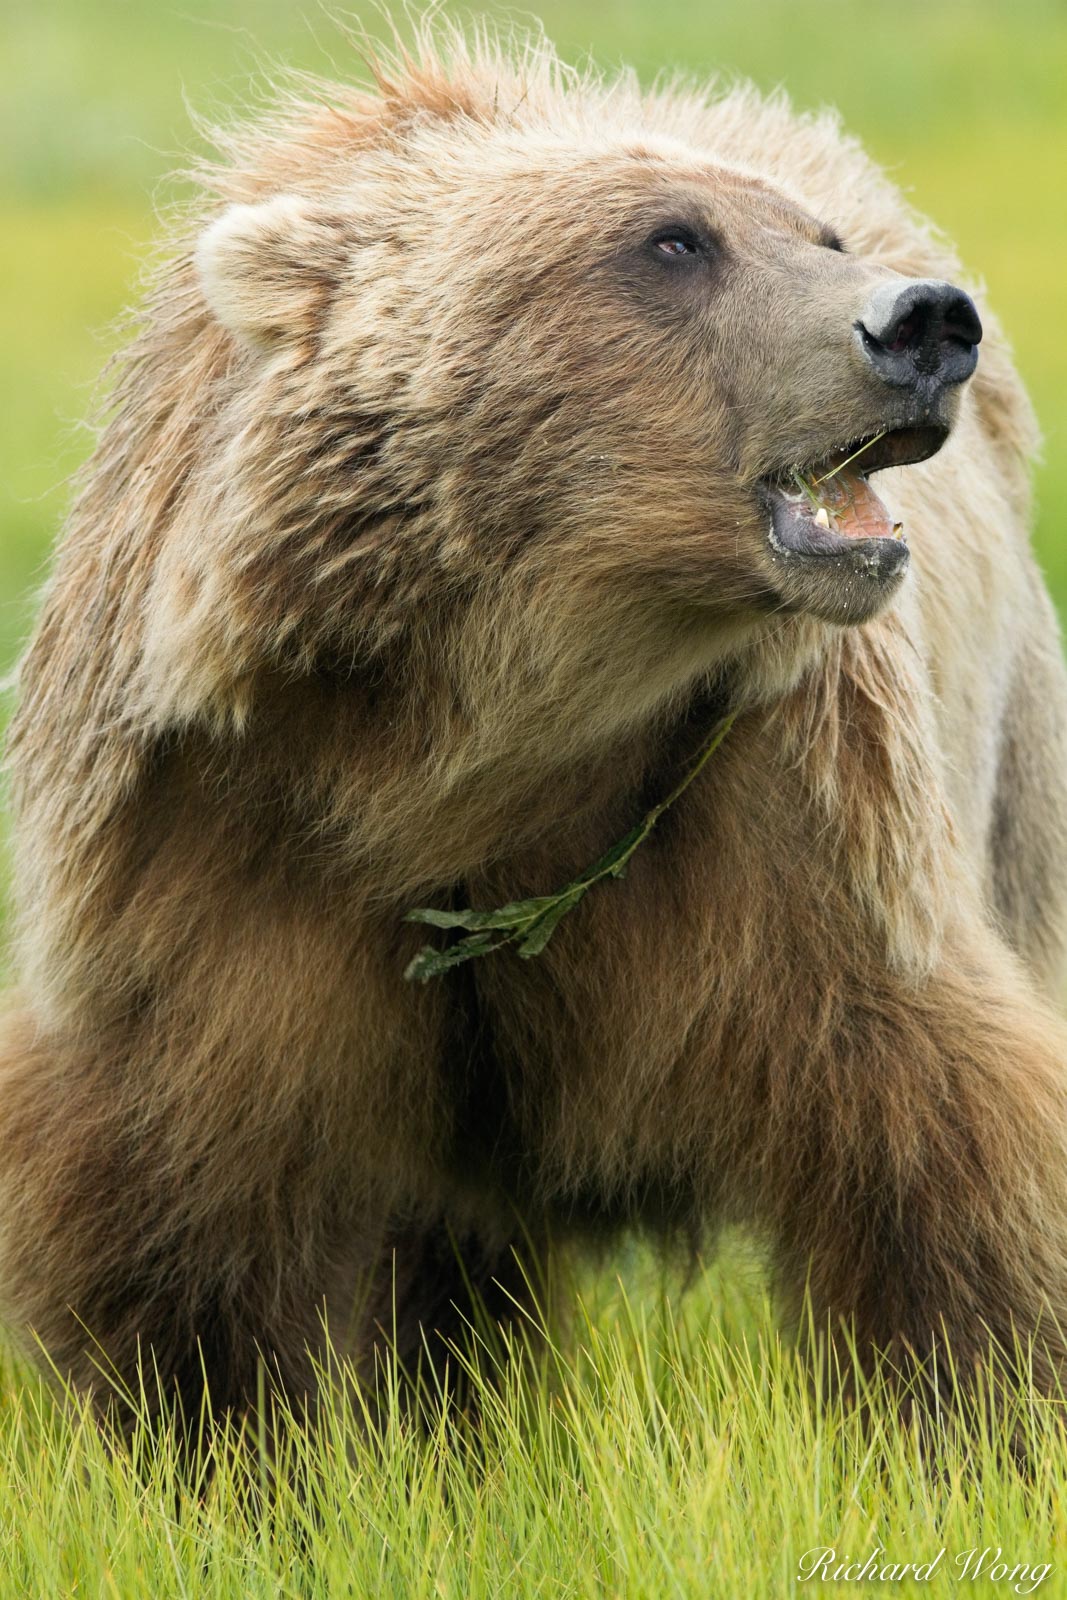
[2,0,1065,682]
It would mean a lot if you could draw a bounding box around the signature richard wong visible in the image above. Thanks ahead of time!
[796,1548,1052,1592]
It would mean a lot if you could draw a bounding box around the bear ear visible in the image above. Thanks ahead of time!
[194,195,346,352]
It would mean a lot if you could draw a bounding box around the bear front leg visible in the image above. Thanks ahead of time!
[755,933,1067,1412]
[0,1007,341,1446]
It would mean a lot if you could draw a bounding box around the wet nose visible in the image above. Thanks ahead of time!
[856,278,982,392]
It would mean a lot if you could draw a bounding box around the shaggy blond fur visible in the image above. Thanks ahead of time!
[3,20,1067,1430]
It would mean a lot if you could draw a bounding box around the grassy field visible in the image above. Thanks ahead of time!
[3,1245,1067,1599]
[2,1,1067,1594]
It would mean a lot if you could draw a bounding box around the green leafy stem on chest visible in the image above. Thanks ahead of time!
[402,710,737,981]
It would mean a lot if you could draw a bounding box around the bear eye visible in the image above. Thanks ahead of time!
[648,225,705,260]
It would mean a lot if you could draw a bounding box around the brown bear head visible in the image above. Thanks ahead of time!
[141,53,981,761]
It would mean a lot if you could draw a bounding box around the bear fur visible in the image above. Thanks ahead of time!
[4,22,1067,1430]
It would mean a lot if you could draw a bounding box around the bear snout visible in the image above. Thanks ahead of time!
[855,278,982,394]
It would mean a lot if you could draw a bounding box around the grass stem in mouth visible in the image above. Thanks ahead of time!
[789,467,826,511]
[812,430,887,485]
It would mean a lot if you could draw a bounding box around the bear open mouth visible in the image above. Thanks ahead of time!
[761,423,948,562]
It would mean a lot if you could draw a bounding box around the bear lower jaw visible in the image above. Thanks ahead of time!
[759,484,910,626]
[753,421,952,625]
[760,469,910,602]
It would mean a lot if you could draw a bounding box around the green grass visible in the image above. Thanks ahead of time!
[3,1239,1067,1599]
[2,2,1067,1593]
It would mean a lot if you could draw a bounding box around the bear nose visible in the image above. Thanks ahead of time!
[856,278,982,392]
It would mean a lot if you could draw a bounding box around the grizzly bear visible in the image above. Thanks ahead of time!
[3,22,1067,1434]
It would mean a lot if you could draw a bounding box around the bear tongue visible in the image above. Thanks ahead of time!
[816,467,898,541]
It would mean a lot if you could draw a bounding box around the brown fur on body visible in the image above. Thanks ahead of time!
[3,22,1067,1431]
